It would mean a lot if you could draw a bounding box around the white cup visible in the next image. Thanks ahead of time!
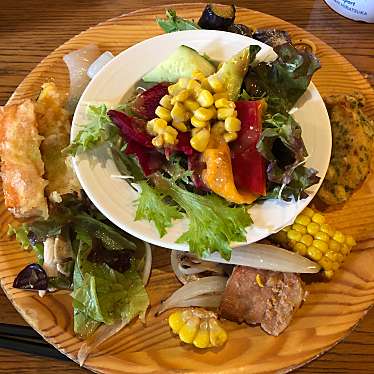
[324,0,374,22]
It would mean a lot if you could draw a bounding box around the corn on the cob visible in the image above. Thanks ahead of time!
[272,206,356,279]
[168,308,228,349]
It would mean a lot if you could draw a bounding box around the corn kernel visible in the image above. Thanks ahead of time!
[295,214,311,226]
[200,78,211,91]
[213,92,228,101]
[294,242,307,255]
[224,117,241,132]
[313,239,328,253]
[194,107,215,121]
[208,318,228,347]
[159,94,173,110]
[172,121,188,132]
[193,321,210,349]
[173,89,190,103]
[197,89,214,108]
[307,246,322,261]
[302,207,314,218]
[152,135,164,148]
[333,231,345,244]
[171,102,186,122]
[340,244,350,255]
[324,270,334,279]
[346,235,356,247]
[164,126,178,137]
[301,234,313,247]
[283,225,291,232]
[325,251,338,262]
[163,132,176,145]
[292,223,307,234]
[152,118,168,134]
[155,106,172,121]
[329,239,341,252]
[215,98,235,109]
[320,256,333,271]
[232,110,238,118]
[184,99,200,112]
[190,128,210,152]
[211,121,225,136]
[223,132,238,143]
[168,84,182,96]
[207,75,225,93]
[332,262,340,271]
[320,223,335,238]
[177,77,189,88]
[217,107,235,120]
[315,231,330,242]
[191,127,202,137]
[191,116,209,128]
[186,79,201,92]
[192,70,206,82]
[287,229,302,242]
[168,310,184,333]
[312,212,325,225]
[179,316,200,344]
[289,239,297,248]
[307,222,320,236]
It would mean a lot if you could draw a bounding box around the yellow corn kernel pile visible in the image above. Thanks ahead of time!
[272,207,356,279]
[168,308,228,349]
[148,71,241,153]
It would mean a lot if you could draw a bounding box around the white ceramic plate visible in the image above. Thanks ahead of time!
[72,30,331,253]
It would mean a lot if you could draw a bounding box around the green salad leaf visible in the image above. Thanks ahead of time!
[135,180,183,237]
[136,178,252,260]
[156,9,200,33]
[72,243,149,336]
[65,104,119,156]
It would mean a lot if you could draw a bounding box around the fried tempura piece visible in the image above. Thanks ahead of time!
[318,93,374,206]
[35,82,80,200]
[0,100,48,218]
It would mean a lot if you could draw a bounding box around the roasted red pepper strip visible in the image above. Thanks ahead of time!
[231,100,266,196]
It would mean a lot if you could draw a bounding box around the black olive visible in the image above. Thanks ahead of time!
[13,263,48,290]
[252,29,291,48]
[198,4,235,31]
[227,23,253,37]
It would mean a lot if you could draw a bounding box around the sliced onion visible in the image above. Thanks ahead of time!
[171,250,225,284]
[202,243,321,273]
[87,51,114,79]
[158,295,222,314]
[77,321,125,366]
[63,44,100,111]
[142,242,152,286]
[157,276,227,315]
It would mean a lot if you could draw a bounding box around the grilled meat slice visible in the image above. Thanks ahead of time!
[218,266,306,336]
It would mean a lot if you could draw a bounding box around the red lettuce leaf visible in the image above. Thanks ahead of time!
[133,82,170,120]
[188,151,208,191]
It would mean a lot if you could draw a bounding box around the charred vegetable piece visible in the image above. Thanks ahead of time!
[156,9,200,33]
[272,207,356,279]
[13,263,48,290]
[252,29,291,48]
[227,23,253,37]
[168,308,228,348]
[231,100,266,196]
[198,4,236,31]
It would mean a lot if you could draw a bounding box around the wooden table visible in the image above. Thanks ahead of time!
[0,0,373,372]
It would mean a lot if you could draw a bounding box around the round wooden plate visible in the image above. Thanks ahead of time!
[1,4,374,373]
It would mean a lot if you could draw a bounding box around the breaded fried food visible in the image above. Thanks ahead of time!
[0,100,48,218]
[35,82,80,200]
[318,93,374,206]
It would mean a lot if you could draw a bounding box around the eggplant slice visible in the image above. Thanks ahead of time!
[198,4,236,30]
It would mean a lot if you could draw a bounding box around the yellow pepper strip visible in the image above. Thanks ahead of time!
[202,132,257,204]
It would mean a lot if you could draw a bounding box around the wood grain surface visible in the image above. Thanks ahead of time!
[0,1,374,373]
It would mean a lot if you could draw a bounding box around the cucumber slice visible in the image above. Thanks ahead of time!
[143,45,216,83]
